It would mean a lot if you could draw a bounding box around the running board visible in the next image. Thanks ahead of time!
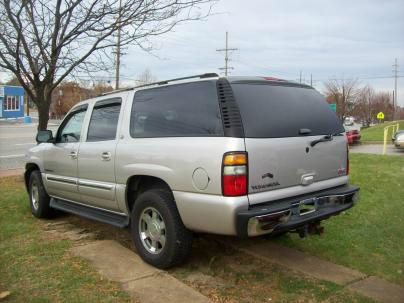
[50,198,129,228]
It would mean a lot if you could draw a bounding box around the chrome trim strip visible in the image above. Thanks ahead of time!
[255,209,291,221]
[46,175,77,185]
[51,195,127,216]
[78,180,114,190]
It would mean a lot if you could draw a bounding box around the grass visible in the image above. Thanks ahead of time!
[360,120,404,142]
[0,176,131,303]
[276,154,404,286]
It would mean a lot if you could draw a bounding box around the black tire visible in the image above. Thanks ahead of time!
[131,189,193,269]
[28,170,53,218]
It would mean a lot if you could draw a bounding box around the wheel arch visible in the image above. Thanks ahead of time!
[125,175,174,214]
[24,163,41,191]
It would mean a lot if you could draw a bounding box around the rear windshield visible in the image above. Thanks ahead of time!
[231,83,344,138]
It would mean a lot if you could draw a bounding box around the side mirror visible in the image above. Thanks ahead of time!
[36,130,54,144]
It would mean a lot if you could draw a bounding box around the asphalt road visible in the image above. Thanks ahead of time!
[0,118,59,170]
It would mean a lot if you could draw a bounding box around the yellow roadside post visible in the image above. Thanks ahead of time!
[383,122,400,155]
[383,127,388,155]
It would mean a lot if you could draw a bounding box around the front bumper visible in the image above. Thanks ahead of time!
[236,184,360,237]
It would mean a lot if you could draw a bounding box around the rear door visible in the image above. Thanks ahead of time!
[231,82,347,205]
[77,98,122,211]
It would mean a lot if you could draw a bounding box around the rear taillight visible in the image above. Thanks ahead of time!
[222,152,248,196]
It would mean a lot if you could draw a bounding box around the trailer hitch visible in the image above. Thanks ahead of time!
[294,221,324,238]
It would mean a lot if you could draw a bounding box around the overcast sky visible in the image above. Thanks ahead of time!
[1,0,403,105]
[120,0,404,105]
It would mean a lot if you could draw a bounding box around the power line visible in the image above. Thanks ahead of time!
[216,31,238,76]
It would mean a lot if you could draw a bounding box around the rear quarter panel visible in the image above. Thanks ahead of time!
[115,137,245,194]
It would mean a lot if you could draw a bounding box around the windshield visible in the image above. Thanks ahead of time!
[231,83,344,138]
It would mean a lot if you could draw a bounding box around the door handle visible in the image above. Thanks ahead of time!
[101,152,111,161]
[69,151,78,159]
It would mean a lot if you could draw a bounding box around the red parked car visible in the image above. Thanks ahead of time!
[346,129,361,145]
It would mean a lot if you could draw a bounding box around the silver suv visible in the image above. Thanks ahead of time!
[25,74,359,268]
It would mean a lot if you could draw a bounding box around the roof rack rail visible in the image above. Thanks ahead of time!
[100,73,219,96]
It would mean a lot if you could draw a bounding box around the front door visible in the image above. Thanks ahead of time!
[77,98,122,211]
[43,105,88,202]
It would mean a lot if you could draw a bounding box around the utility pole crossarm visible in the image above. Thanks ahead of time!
[216,31,238,76]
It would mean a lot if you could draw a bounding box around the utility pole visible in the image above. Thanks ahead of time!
[299,70,302,83]
[310,73,313,87]
[392,58,399,119]
[393,90,395,113]
[216,32,238,76]
[115,0,122,90]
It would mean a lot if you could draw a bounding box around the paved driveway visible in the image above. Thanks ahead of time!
[0,119,59,170]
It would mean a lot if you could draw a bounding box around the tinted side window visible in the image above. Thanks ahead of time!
[130,81,223,137]
[57,106,87,143]
[87,99,121,142]
[232,83,344,138]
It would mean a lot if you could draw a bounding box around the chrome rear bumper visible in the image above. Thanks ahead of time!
[237,185,360,237]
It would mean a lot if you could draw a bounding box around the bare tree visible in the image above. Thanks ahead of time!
[0,0,216,129]
[352,86,395,123]
[353,85,374,124]
[138,68,157,85]
[324,78,360,120]
[371,91,394,121]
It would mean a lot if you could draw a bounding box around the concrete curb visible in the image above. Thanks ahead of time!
[227,238,404,303]
[72,240,211,303]
[348,276,404,303]
[233,239,365,285]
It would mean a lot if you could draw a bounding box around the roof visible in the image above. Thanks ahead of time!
[99,73,312,97]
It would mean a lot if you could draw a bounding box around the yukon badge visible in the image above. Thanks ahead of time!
[251,172,280,190]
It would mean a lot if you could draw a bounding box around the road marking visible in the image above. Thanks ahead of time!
[0,154,25,159]
[15,143,36,146]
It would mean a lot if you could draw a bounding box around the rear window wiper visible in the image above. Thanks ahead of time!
[310,132,342,147]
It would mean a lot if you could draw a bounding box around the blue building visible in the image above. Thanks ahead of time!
[0,85,25,118]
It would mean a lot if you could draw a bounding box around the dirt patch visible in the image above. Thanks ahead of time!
[42,221,99,243]
[41,213,133,249]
